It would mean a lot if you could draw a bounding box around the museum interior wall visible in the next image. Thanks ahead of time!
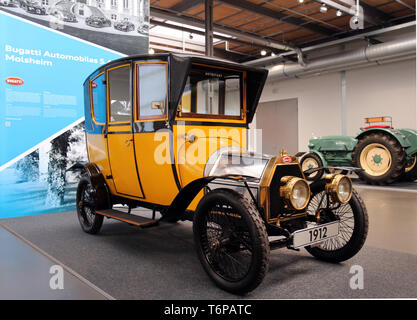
[254,58,416,153]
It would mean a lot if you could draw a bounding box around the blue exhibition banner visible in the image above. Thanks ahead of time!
[0,2,149,218]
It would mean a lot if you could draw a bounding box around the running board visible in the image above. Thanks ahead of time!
[95,209,158,228]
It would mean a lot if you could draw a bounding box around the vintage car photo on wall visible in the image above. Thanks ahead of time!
[74,53,369,294]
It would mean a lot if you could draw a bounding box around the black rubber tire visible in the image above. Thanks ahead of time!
[352,133,406,185]
[193,189,269,294]
[76,177,104,234]
[300,153,325,182]
[305,180,368,263]
[400,154,417,182]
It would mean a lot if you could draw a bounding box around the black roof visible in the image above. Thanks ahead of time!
[84,53,268,124]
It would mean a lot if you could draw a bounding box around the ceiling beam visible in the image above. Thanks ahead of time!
[170,0,203,13]
[150,6,298,51]
[217,0,335,36]
[316,0,392,24]
[150,19,275,51]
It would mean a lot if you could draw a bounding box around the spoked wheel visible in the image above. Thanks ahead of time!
[193,189,269,294]
[304,180,368,263]
[76,177,103,234]
[301,153,324,182]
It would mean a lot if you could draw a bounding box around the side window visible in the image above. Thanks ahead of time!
[137,63,167,120]
[108,65,131,123]
[179,65,243,119]
[90,73,106,124]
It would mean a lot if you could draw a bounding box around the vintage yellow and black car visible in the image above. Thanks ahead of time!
[76,53,368,294]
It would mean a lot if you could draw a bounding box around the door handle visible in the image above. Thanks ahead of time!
[184,134,197,143]
[125,138,134,146]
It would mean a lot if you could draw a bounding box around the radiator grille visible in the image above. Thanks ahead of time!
[269,164,304,219]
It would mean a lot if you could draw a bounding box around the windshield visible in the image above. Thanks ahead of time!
[179,64,243,119]
[207,150,270,180]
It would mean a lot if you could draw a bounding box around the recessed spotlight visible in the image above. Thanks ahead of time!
[336,10,342,17]
[320,3,328,13]
[298,0,304,3]
[261,50,267,56]
[271,52,276,56]
[148,48,155,55]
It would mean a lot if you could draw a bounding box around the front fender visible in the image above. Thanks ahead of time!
[163,175,256,222]
[310,150,328,168]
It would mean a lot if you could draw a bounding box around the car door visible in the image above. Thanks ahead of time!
[132,60,179,205]
[106,64,144,199]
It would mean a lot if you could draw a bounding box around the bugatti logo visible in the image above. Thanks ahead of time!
[5,77,24,86]
[282,156,292,163]
[91,82,97,88]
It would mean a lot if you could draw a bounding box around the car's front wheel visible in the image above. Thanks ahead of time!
[193,189,269,294]
[305,180,368,262]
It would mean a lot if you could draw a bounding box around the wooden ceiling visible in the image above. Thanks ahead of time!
[149,0,416,61]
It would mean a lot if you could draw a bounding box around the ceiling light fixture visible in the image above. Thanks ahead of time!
[148,48,155,55]
[298,0,304,3]
[261,50,267,56]
[336,10,342,17]
[320,3,328,13]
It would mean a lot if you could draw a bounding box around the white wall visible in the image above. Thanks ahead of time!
[256,58,416,153]
[346,59,416,136]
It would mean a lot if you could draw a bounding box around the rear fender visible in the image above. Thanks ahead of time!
[356,128,411,149]
[398,129,417,156]
[71,162,111,210]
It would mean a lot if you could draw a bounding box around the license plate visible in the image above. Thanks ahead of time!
[292,221,340,249]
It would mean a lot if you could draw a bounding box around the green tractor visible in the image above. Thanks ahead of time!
[300,117,417,185]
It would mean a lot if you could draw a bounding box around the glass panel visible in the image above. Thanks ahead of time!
[108,66,131,123]
[180,65,242,118]
[138,63,167,119]
[91,73,106,124]
[196,79,219,115]
[225,78,241,116]
[209,151,269,179]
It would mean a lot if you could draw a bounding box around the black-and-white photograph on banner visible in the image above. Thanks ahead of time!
[0,0,149,55]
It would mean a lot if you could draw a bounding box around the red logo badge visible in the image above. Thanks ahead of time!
[91,82,97,88]
[5,77,24,86]
[282,156,292,163]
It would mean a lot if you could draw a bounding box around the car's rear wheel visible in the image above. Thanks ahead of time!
[353,133,406,185]
[193,189,269,294]
[305,180,368,263]
[76,177,103,234]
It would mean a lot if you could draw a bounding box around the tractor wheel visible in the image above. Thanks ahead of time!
[300,153,324,182]
[400,154,417,182]
[352,133,406,185]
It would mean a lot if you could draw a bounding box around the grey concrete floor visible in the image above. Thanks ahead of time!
[0,226,111,300]
[0,185,416,299]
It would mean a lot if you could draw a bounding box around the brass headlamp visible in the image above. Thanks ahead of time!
[280,176,311,210]
[325,174,353,204]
